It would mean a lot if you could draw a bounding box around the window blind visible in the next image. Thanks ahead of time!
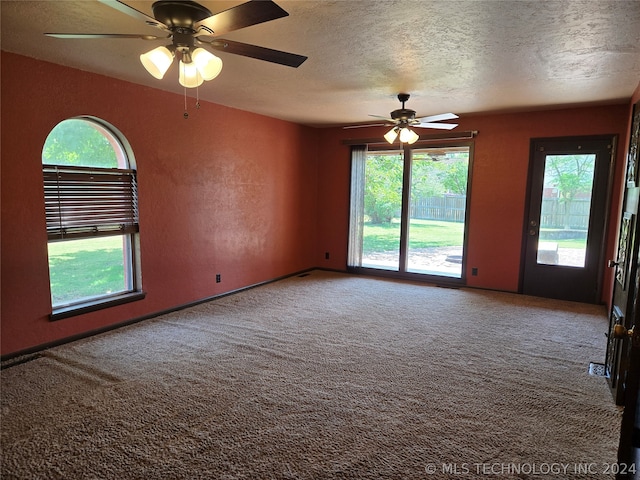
[43,165,139,240]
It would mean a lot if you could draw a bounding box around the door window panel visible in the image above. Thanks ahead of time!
[408,148,469,277]
[361,151,403,270]
[537,154,596,267]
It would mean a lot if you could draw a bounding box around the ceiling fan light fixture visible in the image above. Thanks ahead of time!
[384,127,399,144]
[191,48,223,81]
[179,60,204,88]
[399,127,419,144]
[140,46,174,79]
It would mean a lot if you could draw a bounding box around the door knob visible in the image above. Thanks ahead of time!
[613,324,635,339]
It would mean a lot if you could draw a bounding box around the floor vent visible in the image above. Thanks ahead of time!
[588,362,607,377]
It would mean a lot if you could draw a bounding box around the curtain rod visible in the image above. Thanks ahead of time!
[341,130,478,146]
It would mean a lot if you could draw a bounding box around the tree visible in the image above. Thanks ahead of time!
[440,159,468,195]
[42,119,117,168]
[411,154,468,198]
[364,153,403,224]
[544,154,595,229]
[363,151,469,224]
[410,156,442,198]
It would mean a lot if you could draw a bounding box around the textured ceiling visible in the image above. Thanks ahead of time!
[2,0,640,127]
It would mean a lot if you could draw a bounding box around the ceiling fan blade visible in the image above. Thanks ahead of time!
[414,122,459,130]
[343,123,390,129]
[368,114,395,122]
[45,33,166,40]
[195,0,288,37]
[97,0,169,31]
[198,38,307,67]
[416,112,459,123]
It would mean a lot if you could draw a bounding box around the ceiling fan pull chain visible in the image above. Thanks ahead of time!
[183,85,189,119]
[183,60,189,119]
[196,85,201,110]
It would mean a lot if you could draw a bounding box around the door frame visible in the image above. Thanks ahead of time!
[613,99,640,479]
[608,102,640,408]
[520,135,617,303]
[347,140,475,286]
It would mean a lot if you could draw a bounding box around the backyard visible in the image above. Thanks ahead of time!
[362,219,588,273]
[47,222,588,303]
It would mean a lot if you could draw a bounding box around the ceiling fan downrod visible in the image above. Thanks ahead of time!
[397,93,410,109]
[391,93,417,124]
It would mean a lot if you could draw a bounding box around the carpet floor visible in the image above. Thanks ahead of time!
[1,270,621,479]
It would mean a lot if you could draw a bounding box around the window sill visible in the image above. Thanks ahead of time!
[50,291,146,321]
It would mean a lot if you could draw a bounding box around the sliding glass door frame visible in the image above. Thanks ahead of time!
[348,140,474,286]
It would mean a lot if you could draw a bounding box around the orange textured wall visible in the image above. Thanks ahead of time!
[1,51,636,357]
[1,52,318,356]
[316,104,631,295]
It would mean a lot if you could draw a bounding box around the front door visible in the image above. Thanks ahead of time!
[522,136,616,303]
[607,102,640,406]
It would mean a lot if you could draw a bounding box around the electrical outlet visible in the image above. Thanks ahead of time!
[325,252,330,260]
[216,273,221,283]
[471,267,478,276]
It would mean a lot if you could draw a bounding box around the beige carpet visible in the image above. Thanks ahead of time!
[1,270,621,479]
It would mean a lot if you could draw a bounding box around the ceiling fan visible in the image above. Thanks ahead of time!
[45,0,307,88]
[346,93,458,144]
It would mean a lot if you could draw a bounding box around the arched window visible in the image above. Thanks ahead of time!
[43,117,144,319]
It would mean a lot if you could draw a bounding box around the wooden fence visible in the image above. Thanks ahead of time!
[411,196,590,229]
[540,198,590,229]
[410,195,466,222]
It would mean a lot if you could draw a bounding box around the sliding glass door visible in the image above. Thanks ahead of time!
[360,150,404,270]
[407,147,469,277]
[349,143,472,282]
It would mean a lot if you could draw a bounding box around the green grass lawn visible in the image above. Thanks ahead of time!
[539,230,587,249]
[46,223,587,304]
[363,219,464,254]
[364,219,587,254]
[48,236,127,305]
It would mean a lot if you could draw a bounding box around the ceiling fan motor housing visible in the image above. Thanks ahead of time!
[391,109,417,123]
[391,93,417,124]
[151,1,212,30]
